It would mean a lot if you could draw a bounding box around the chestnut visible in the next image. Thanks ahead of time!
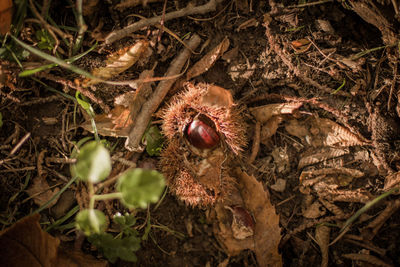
[185,116,220,149]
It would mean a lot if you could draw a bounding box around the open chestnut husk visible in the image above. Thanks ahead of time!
[161,82,247,206]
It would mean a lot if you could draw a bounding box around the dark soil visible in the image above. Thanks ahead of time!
[1,0,400,266]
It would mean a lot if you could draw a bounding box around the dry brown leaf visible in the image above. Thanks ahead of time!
[83,40,150,86]
[200,84,234,108]
[0,0,12,35]
[236,18,259,32]
[300,167,364,186]
[82,68,155,137]
[236,168,282,267]
[0,214,107,267]
[384,171,400,192]
[298,147,349,169]
[129,69,154,123]
[213,202,255,256]
[299,168,372,203]
[285,117,366,147]
[251,102,303,124]
[315,225,330,267]
[291,38,312,53]
[186,37,230,80]
[317,186,373,203]
[82,104,132,137]
[302,201,326,219]
[0,214,59,267]
[260,116,283,144]
[26,176,60,208]
[310,117,366,147]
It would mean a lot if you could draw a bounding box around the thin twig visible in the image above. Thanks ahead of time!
[387,61,397,111]
[125,34,202,151]
[10,132,31,156]
[104,0,222,45]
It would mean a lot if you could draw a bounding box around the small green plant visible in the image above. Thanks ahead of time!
[73,140,165,263]
[35,29,55,51]
[142,125,164,156]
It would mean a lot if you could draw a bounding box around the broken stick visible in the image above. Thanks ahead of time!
[125,34,202,151]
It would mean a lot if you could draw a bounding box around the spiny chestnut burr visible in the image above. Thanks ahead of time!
[161,82,247,206]
[185,116,220,149]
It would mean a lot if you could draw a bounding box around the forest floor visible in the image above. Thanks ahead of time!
[1,0,400,266]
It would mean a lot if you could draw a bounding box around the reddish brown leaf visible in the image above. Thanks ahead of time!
[0,214,59,267]
[0,0,12,35]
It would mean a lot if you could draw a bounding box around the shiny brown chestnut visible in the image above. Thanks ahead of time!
[185,116,220,149]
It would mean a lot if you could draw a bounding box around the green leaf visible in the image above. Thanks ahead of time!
[117,169,165,209]
[88,233,140,263]
[75,91,94,116]
[76,209,107,235]
[143,125,164,156]
[113,212,136,227]
[74,141,111,183]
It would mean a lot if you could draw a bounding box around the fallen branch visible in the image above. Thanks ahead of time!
[104,0,221,45]
[125,34,202,151]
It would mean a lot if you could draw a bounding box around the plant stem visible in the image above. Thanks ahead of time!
[92,192,124,202]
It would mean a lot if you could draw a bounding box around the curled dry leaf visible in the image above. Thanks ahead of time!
[299,167,373,203]
[0,214,107,267]
[186,37,230,80]
[317,187,373,203]
[285,117,367,147]
[250,102,303,124]
[315,225,330,267]
[300,167,364,189]
[298,147,349,169]
[291,38,312,53]
[83,40,150,86]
